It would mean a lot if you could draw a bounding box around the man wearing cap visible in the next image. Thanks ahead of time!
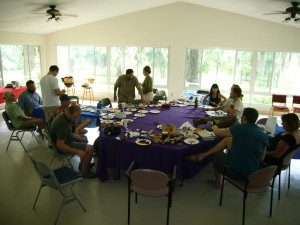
[18,80,42,116]
[40,65,66,122]
[114,69,144,103]
[4,91,45,135]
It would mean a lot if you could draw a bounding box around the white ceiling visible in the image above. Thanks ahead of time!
[0,0,299,34]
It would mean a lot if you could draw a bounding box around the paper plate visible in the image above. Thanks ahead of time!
[150,110,160,114]
[135,139,151,146]
[138,110,148,114]
[134,113,146,118]
[184,138,199,145]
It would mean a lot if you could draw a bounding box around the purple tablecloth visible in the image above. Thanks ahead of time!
[94,106,221,182]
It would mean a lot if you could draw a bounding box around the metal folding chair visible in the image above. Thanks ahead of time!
[2,111,38,152]
[29,152,85,225]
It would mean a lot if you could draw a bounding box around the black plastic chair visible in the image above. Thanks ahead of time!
[197,90,209,95]
[2,111,38,152]
[101,98,112,108]
[126,161,176,225]
[29,152,85,225]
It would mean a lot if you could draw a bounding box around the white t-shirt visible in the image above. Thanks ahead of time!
[223,98,244,118]
[40,74,60,107]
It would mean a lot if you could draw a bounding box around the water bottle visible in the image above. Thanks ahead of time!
[194,97,199,108]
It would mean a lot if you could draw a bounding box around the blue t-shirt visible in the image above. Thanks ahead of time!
[229,123,269,178]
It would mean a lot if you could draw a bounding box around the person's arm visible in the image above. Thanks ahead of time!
[265,140,290,158]
[56,139,86,158]
[220,93,227,101]
[211,125,232,137]
[17,94,25,111]
[135,78,144,100]
[75,118,92,135]
[261,147,267,161]
[53,88,65,96]
[114,77,120,102]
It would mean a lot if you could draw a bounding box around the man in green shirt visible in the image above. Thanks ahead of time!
[50,105,95,178]
[4,91,45,135]
[114,69,144,103]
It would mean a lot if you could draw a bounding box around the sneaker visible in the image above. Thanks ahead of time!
[78,162,95,170]
[82,170,96,178]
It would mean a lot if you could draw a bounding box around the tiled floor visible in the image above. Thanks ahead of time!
[0,112,299,225]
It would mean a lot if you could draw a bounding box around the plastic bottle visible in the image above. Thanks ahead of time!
[194,97,198,108]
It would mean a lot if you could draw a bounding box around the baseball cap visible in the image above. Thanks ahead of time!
[59,94,70,102]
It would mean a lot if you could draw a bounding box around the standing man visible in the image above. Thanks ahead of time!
[188,108,268,189]
[114,69,144,103]
[18,80,42,116]
[40,65,65,122]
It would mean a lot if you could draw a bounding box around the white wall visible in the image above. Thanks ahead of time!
[45,2,300,100]
[0,31,47,75]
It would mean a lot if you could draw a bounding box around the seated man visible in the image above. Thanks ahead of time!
[194,84,244,128]
[4,91,45,135]
[50,105,95,178]
[18,80,42,116]
[187,108,268,189]
[53,94,91,136]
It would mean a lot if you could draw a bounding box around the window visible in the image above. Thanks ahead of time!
[185,48,300,105]
[57,46,169,93]
[0,44,41,87]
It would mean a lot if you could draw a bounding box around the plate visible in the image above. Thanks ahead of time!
[136,139,151,145]
[107,108,121,113]
[184,138,199,145]
[124,111,132,115]
[150,110,160,114]
[134,113,145,118]
[128,132,140,138]
[157,124,163,129]
[138,110,148,114]
[102,114,115,119]
[127,108,137,112]
[122,119,134,123]
[197,130,215,139]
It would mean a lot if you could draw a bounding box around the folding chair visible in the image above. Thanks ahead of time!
[292,95,300,113]
[2,111,38,152]
[126,161,176,225]
[219,165,277,225]
[42,129,75,168]
[28,153,85,225]
[270,94,289,115]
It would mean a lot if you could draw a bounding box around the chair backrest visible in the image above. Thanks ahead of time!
[130,169,170,197]
[155,90,167,100]
[153,88,158,94]
[101,98,112,108]
[272,94,287,105]
[248,166,277,191]
[281,149,296,169]
[2,111,14,130]
[197,90,209,95]
[28,153,59,189]
[292,95,300,105]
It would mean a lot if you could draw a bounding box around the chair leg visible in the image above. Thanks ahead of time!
[54,194,66,225]
[269,177,275,217]
[278,172,281,201]
[166,196,171,225]
[219,175,225,206]
[128,191,131,225]
[33,183,44,209]
[288,165,291,190]
[71,185,86,212]
[32,131,39,143]
[20,131,25,140]
[242,192,247,225]
[5,131,14,151]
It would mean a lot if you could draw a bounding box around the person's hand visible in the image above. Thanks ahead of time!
[61,89,66,94]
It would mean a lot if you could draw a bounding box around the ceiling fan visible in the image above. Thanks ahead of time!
[263,1,300,23]
[31,5,78,22]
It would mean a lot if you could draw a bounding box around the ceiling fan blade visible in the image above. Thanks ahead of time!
[263,11,289,15]
[61,13,78,17]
